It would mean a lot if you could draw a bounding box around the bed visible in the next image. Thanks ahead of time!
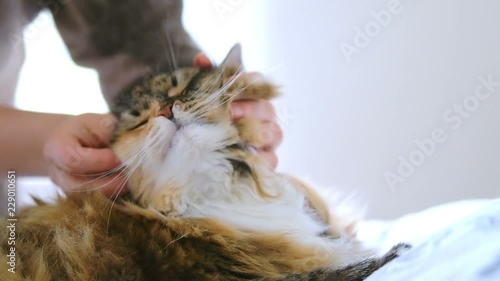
[357,199,500,281]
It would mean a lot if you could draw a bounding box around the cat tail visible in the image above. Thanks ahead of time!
[258,243,410,281]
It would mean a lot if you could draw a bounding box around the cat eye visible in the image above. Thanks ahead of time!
[130,110,141,117]
[129,119,148,131]
[171,76,178,87]
[184,70,205,91]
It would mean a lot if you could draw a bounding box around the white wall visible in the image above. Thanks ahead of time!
[16,1,500,218]
[260,0,500,218]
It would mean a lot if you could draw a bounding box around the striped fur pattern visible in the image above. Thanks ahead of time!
[0,45,409,280]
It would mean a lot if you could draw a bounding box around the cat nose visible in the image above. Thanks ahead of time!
[157,105,173,120]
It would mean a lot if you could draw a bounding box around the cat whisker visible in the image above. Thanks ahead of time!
[105,176,136,234]
[188,81,224,112]
[68,169,128,193]
[103,128,165,213]
[103,126,166,226]
[104,150,151,233]
[164,233,188,249]
[185,79,231,115]
[189,70,244,116]
[66,140,155,193]
[160,27,178,72]
[195,71,257,117]
[68,162,128,177]
[190,67,241,110]
[64,150,148,191]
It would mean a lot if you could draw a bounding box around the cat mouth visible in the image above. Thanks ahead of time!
[157,105,173,120]
[157,105,185,129]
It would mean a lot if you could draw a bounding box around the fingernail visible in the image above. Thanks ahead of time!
[193,53,212,69]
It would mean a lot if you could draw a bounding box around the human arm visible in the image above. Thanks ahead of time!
[0,1,65,176]
[0,107,125,195]
[0,106,68,175]
[51,0,200,103]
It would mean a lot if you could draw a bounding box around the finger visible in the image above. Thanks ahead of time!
[75,113,117,148]
[193,53,212,69]
[49,165,128,196]
[97,174,129,198]
[231,99,276,121]
[253,120,283,150]
[45,140,120,175]
[65,148,120,175]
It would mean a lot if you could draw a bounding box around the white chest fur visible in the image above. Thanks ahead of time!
[145,122,328,239]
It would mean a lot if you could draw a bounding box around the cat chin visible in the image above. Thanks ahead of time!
[152,117,177,140]
[135,121,233,188]
[170,105,193,127]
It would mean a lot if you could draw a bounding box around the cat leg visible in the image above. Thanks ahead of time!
[259,243,411,281]
[226,72,279,101]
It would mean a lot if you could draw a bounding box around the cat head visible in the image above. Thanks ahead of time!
[110,45,278,211]
[111,44,244,141]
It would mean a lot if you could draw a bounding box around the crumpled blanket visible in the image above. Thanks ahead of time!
[360,199,500,281]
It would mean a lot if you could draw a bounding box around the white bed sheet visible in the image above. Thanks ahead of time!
[357,199,500,281]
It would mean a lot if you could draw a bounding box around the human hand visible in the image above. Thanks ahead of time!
[194,54,283,169]
[231,99,283,169]
[44,113,125,197]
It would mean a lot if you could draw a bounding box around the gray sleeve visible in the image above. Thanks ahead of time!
[49,0,201,105]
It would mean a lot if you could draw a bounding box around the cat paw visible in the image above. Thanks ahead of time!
[379,243,412,265]
[148,190,184,216]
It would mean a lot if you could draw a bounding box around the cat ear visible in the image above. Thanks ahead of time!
[221,43,243,70]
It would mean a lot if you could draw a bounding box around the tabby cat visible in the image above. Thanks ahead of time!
[0,45,408,281]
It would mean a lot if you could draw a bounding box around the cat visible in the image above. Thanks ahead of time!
[0,45,409,281]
